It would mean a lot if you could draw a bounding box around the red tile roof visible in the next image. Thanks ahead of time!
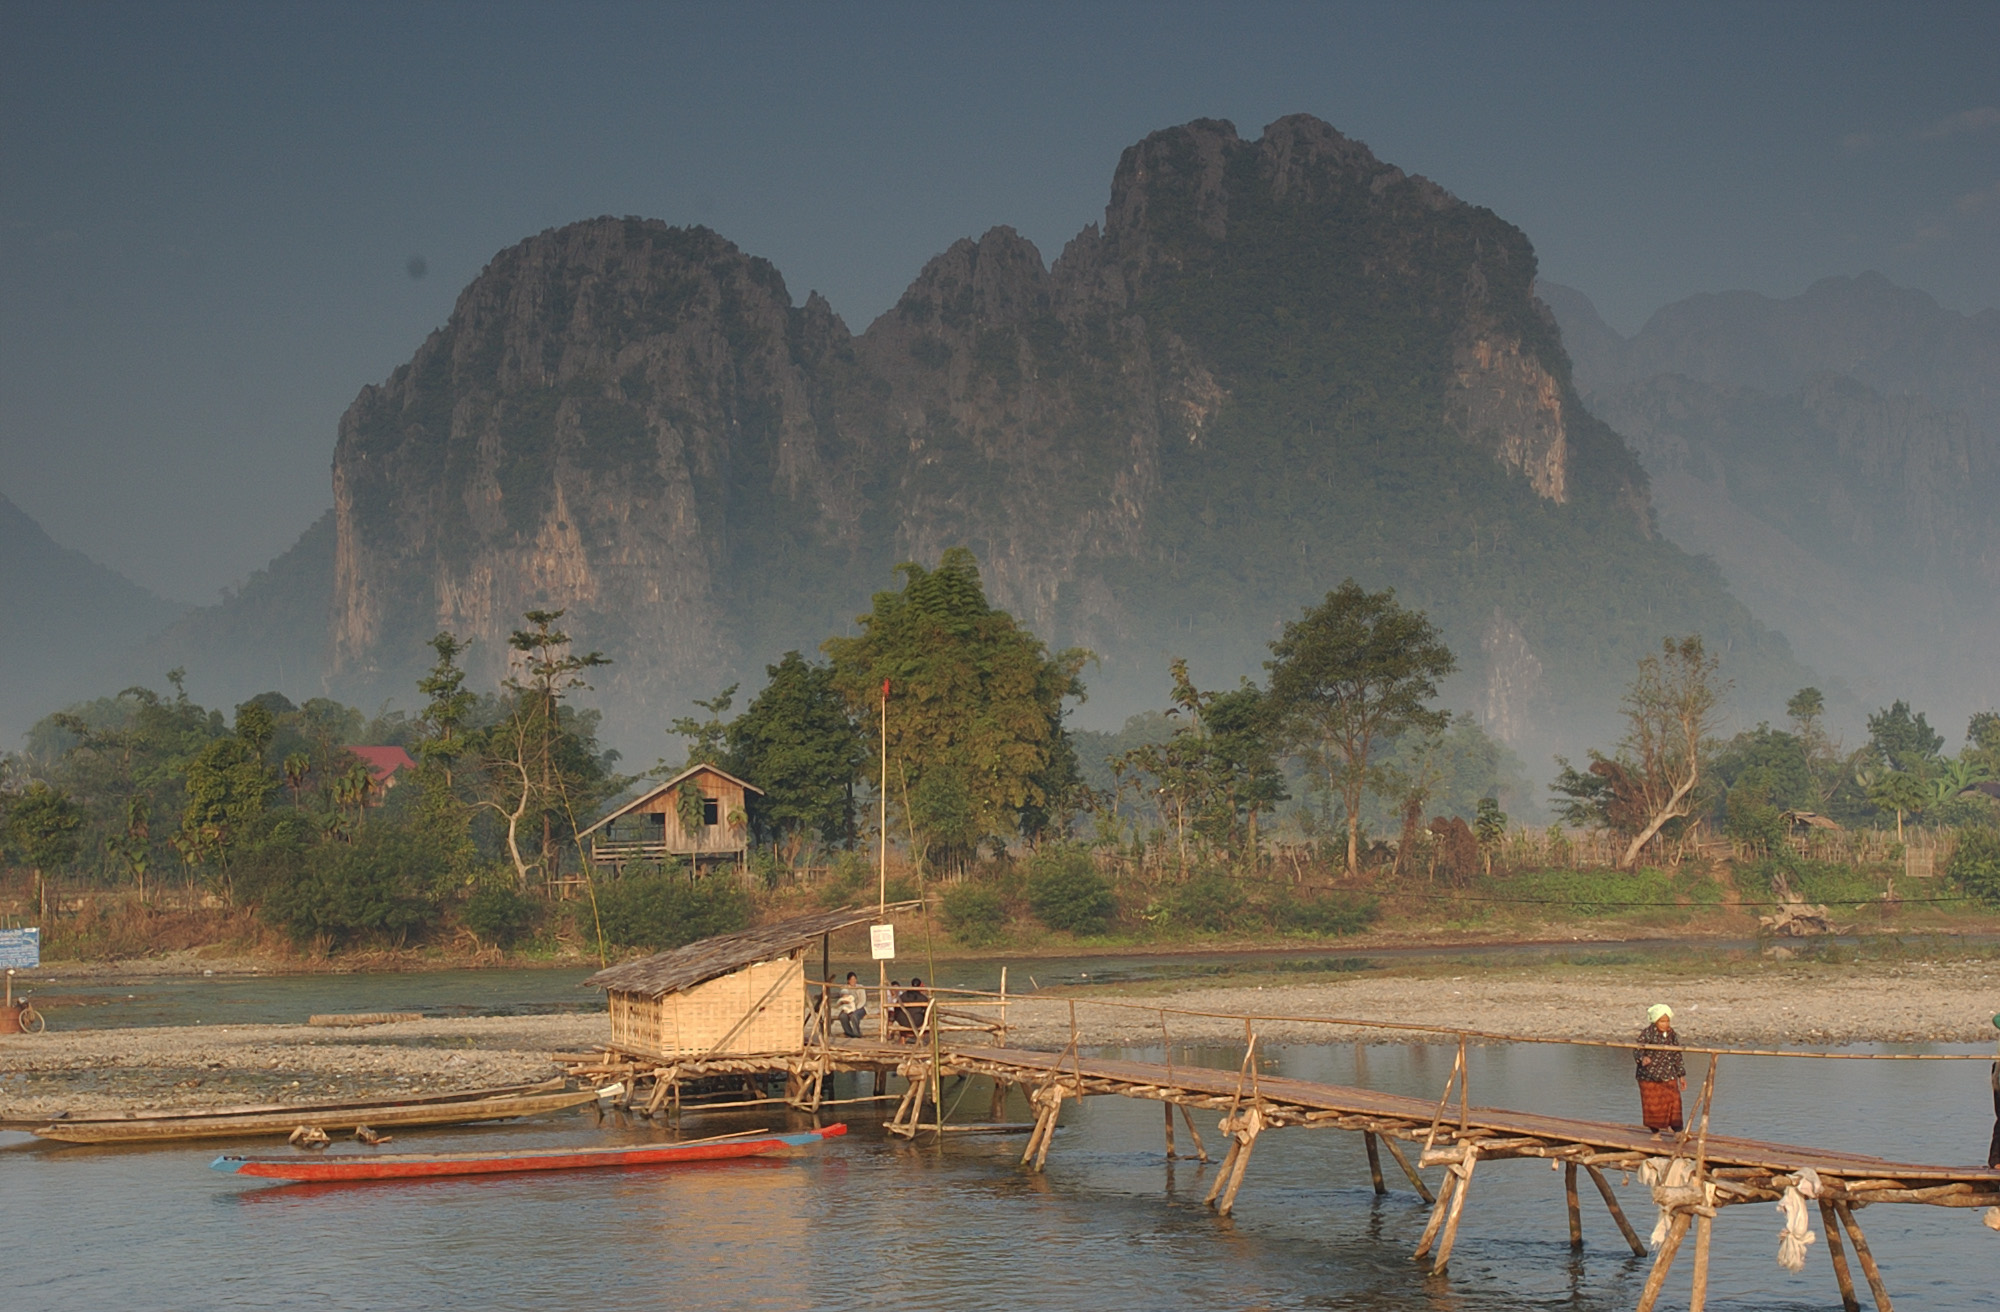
[347,745,416,785]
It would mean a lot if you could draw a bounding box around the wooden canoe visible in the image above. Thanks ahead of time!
[32,1083,598,1144]
[27,1077,569,1127]
[212,1123,848,1182]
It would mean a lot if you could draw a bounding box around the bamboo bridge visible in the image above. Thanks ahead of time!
[561,989,2000,1312]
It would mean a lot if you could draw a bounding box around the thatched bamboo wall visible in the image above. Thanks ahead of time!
[606,952,805,1058]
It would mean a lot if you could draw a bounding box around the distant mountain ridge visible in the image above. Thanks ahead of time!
[317,114,1800,765]
[29,116,1812,767]
[1541,275,2000,736]
[2,493,188,744]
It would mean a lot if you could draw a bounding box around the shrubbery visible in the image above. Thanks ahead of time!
[1026,847,1116,935]
[941,883,1008,946]
[590,867,751,949]
[1158,868,1244,932]
[1949,829,2000,906]
[462,883,540,947]
[1272,890,1379,936]
[263,826,445,948]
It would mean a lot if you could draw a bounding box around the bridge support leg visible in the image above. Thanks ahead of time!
[1688,1211,1713,1312]
[989,1078,1009,1121]
[1564,1162,1583,1250]
[1413,1171,1458,1260]
[1634,1212,1690,1312]
[1383,1134,1433,1204]
[1431,1148,1480,1273]
[1205,1138,1242,1207]
[1585,1163,1647,1257]
[1022,1085,1063,1170]
[1833,1202,1894,1312]
[1364,1131,1387,1195]
[1216,1130,1258,1215]
[1180,1105,1209,1163]
[1164,1102,1177,1159]
[1819,1198,1861,1312]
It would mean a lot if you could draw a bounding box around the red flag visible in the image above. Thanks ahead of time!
[882,678,891,701]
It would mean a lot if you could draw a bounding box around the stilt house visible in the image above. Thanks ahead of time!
[585,908,885,1059]
[577,763,763,868]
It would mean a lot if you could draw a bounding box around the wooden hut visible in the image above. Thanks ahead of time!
[577,763,762,868]
[584,908,883,1059]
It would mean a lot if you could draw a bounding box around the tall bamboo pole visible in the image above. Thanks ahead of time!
[878,679,889,1042]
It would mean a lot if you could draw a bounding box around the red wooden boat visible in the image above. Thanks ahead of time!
[211,1124,846,1183]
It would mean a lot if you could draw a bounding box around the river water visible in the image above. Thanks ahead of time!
[5,966,1999,1310]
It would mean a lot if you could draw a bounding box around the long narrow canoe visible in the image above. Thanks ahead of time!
[28,1078,569,1127]
[34,1085,598,1144]
[212,1123,848,1182]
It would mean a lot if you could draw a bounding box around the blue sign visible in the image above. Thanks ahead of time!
[0,928,40,970]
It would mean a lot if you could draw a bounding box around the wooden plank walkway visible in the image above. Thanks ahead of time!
[567,1033,2000,1309]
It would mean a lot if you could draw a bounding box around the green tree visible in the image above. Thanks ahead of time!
[1265,580,1456,875]
[410,632,481,876]
[1866,700,1943,773]
[174,707,277,898]
[2,781,82,922]
[823,549,1087,867]
[670,685,739,769]
[506,609,611,877]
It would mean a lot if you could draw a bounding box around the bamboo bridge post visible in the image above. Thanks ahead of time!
[1165,1101,1177,1159]
[1413,1171,1459,1260]
[1382,1133,1434,1203]
[1364,1131,1387,1194]
[1431,1147,1480,1273]
[1819,1198,1862,1312]
[1564,1162,1583,1250]
[1179,1104,1209,1163]
[1633,1212,1691,1312]
[1688,1204,1714,1312]
[1585,1164,1647,1257]
[1833,1201,1894,1312]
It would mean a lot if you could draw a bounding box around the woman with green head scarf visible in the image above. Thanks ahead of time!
[1635,1003,1686,1133]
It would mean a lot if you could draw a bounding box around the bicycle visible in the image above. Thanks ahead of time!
[12,999,44,1034]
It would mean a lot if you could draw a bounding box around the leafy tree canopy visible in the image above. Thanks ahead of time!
[823,547,1087,861]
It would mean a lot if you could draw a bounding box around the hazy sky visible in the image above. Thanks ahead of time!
[4,1,1996,603]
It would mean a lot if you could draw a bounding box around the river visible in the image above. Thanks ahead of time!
[5,963,1998,1310]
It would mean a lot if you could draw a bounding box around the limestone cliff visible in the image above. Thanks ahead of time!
[311,116,1794,761]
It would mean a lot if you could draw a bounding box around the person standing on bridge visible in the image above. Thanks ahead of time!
[1635,1003,1686,1134]
[1987,1013,1999,1169]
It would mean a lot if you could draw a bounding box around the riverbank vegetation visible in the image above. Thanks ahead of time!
[4,552,1997,966]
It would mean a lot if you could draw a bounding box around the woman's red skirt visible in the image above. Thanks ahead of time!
[1638,1079,1683,1132]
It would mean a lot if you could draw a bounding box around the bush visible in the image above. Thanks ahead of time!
[591,867,751,949]
[263,826,444,948]
[1026,847,1116,935]
[941,883,1008,946]
[1949,829,2000,906]
[1273,890,1379,937]
[1160,868,1245,932]
[462,882,539,947]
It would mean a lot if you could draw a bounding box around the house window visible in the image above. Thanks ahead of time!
[701,797,720,827]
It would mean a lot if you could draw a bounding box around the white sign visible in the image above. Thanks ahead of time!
[0,928,38,970]
[869,923,896,961]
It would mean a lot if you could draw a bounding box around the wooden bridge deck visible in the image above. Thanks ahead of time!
[570,1033,2000,1308]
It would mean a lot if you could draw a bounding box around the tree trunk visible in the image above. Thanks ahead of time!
[1621,770,1698,870]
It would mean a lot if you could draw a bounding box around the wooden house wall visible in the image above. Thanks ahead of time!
[598,768,750,858]
[606,953,805,1058]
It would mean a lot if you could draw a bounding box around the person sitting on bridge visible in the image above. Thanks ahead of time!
[837,971,868,1039]
[1635,1003,1686,1135]
[893,978,930,1043]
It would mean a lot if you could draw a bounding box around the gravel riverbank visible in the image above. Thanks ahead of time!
[6,959,1997,1122]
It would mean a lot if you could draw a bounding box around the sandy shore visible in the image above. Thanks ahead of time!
[6,959,1997,1121]
[0,1014,610,1121]
[998,958,2000,1049]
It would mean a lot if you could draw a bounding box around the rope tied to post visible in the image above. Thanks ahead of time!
[1775,1167,1822,1271]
